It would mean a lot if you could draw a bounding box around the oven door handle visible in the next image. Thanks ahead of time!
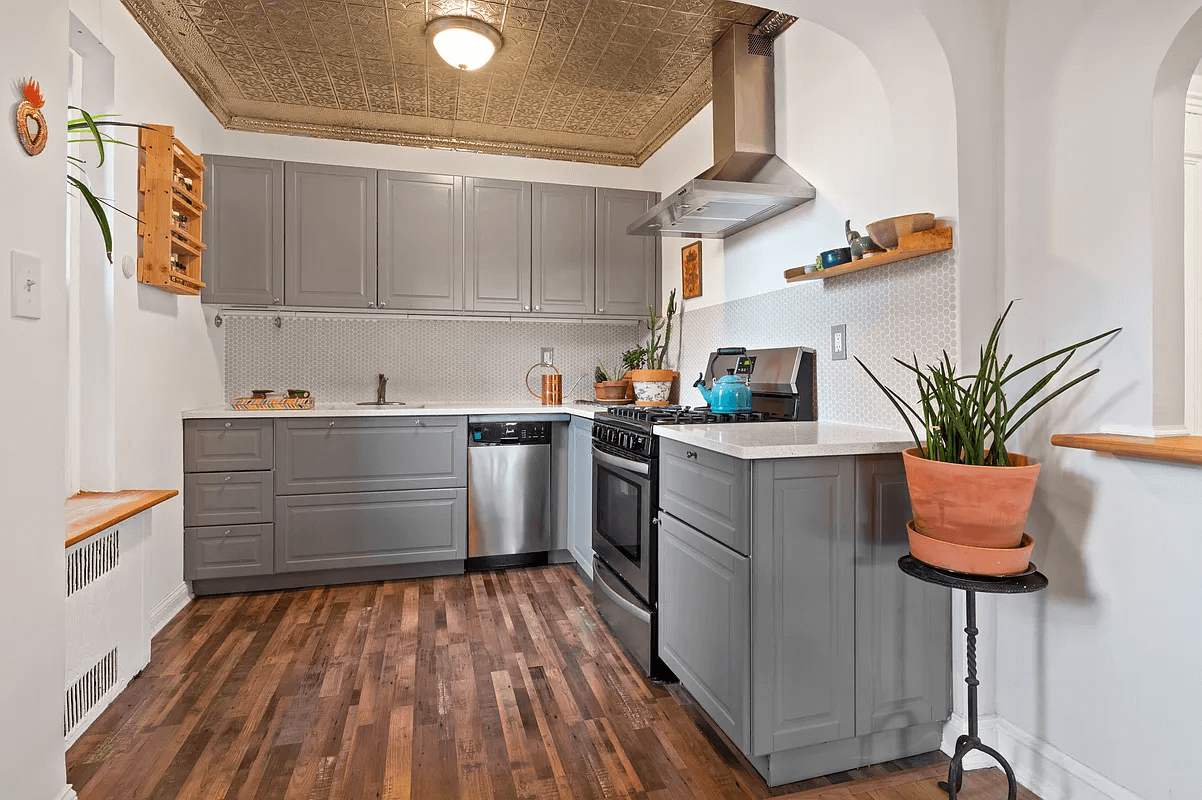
[595,566,652,624]
[592,446,650,476]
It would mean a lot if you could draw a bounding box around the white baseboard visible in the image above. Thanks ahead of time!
[1099,423,1191,438]
[941,713,999,771]
[150,581,193,636]
[994,717,1144,800]
[53,784,78,800]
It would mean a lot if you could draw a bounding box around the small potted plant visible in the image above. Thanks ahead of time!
[629,290,677,406]
[857,301,1119,574]
[593,362,630,401]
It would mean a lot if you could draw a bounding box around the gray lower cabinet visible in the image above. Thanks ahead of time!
[596,188,658,317]
[275,489,466,572]
[659,439,751,555]
[184,418,273,473]
[183,471,274,527]
[184,523,273,580]
[284,162,377,308]
[275,417,467,494]
[658,512,751,752]
[750,457,857,755]
[201,155,283,305]
[854,455,951,735]
[568,416,594,574]
[532,183,596,315]
[378,170,463,311]
[465,177,532,313]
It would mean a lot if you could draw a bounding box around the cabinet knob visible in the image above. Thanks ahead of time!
[598,307,604,313]
[379,301,386,307]
[273,298,280,304]
[224,421,231,428]
[367,301,376,308]
[223,529,231,536]
[686,451,698,459]
[535,305,541,311]
[224,475,231,481]
[523,305,530,311]
[329,421,335,427]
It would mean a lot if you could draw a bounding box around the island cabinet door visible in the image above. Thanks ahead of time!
[854,455,952,736]
[658,512,751,753]
[750,457,857,757]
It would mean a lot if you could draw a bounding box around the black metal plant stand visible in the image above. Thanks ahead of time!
[898,554,1049,800]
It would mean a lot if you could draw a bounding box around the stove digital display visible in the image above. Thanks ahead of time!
[734,355,755,375]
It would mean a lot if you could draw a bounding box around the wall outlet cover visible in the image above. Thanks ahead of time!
[541,346,554,366]
[11,250,42,320]
[831,324,847,361]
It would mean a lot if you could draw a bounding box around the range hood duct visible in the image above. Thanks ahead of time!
[628,23,815,239]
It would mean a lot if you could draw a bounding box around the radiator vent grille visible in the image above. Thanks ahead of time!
[67,528,120,597]
[64,647,118,736]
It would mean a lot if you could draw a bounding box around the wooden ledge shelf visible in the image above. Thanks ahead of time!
[65,489,178,549]
[1051,433,1202,466]
[785,226,952,283]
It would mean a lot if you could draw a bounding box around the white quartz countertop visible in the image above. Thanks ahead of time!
[182,401,603,420]
[655,421,916,460]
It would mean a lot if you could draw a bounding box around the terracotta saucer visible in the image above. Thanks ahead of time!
[907,520,1034,577]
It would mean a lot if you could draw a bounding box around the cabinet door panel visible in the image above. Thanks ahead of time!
[184,471,274,527]
[275,489,466,572]
[659,439,751,555]
[378,170,463,311]
[184,418,274,472]
[568,417,594,574]
[855,455,951,735]
[751,457,856,755]
[659,512,751,752]
[201,156,283,305]
[465,177,531,312]
[275,417,467,494]
[596,188,657,317]
[185,523,273,580]
[532,183,595,314]
[284,162,377,308]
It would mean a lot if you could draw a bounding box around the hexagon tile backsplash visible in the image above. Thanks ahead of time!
[223,249,955,429]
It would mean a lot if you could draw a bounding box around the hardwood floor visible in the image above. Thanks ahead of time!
[67,565,1037,800]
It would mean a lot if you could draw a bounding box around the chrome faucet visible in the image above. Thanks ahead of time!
[376,373,388,404]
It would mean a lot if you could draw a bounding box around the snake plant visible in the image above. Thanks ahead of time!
[857,301,1120,465]
[67,107,145,263]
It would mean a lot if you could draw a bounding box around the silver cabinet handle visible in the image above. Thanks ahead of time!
[686,451,698,459]
[224,421,231,428]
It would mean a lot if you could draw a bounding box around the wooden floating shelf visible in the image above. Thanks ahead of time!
[785,226,953,283]
[1051,433,1202,467]
[138,124,205,296]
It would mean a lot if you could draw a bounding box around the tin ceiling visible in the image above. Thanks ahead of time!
[121,0,771,166]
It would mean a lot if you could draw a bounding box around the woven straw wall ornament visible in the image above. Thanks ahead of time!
[16,78,47,156]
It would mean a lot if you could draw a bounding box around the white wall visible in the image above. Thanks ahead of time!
[0,1,72,799]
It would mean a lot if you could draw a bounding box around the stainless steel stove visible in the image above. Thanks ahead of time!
[590,346,815,679]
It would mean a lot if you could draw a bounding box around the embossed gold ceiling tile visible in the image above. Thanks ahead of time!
[385,0,424,9]
[623,3,666,28]
[466,0,505,26]
[659,9,700,33]
[430,0,468,15]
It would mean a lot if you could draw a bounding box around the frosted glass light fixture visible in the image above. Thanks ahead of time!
[427,17,503,71]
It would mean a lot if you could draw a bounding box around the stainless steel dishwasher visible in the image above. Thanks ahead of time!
[466,419,552,570]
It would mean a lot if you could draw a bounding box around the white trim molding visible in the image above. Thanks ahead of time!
[994,717,1144,800]
[53,784,78,800]
[941,712,1000,771]
[1098,423,1192,438]
[150,582,192,636]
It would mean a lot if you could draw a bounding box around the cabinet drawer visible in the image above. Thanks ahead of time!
[275,417,467,494]
[659,439,751,555]
[184,419,274,472]
[275,488,466,572]
[184,471,273,527]
[184,524,273,580]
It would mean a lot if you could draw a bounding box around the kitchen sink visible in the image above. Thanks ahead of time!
[356,401,424,407]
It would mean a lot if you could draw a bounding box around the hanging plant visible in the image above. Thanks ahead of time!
[66,106,147,263]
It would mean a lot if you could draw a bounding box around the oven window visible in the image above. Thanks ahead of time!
[595,466,643,564]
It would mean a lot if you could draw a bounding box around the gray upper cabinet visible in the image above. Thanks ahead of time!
[532,183,596,315]
[596,188,658,317]
[378,170,463,311]
[751,457,857,756]
[854,456,951,736]
[284,162,377,308]
[465,177,532,313]
[201,156,283,305]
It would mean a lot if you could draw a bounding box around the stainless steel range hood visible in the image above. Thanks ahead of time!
[628,23,815,239]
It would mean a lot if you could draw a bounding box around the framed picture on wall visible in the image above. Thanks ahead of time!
[682,242,702,299]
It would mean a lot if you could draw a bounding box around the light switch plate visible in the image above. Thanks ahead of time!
[11,250,42,320]
[541,347,554,366]
[831,324,847,361]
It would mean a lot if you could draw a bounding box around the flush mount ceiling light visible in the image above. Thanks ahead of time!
[427,17,503,71]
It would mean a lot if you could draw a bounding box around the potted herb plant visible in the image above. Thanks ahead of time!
[594,362,630,401]
[629,290,677,406]
[857,302,1119,573]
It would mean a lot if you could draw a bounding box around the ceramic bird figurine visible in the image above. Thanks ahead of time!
[845,219,881,260]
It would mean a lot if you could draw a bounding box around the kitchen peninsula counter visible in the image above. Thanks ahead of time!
[655,420,914,459]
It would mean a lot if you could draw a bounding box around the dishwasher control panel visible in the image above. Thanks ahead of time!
[469,420,551,445]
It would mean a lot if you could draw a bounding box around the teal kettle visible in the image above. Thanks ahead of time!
[695,368,752,414]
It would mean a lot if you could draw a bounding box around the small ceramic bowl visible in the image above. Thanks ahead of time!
[820,247,853,269]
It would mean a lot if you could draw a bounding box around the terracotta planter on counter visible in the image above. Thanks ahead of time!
[902,447,1041,550]
[594,380,630,401]
[629,369,676,406]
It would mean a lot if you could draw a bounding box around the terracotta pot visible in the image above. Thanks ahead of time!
[594,381,629,401]
[908,521,1035,576]
[629,369,676,406]
[902,448,1040,549]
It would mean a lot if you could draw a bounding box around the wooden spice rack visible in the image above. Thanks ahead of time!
[137,124,206,295]
[784,226,953,283]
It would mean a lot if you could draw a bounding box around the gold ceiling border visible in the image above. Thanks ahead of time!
[635,79,712,166]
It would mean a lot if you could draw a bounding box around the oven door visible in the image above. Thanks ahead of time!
[591,442,654,603]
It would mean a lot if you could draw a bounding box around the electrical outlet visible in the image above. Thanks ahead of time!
[831,324,847,361]
[540,347,554,366]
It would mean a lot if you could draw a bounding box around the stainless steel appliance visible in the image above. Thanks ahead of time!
[467,419,551,570]
[590,345,816,678]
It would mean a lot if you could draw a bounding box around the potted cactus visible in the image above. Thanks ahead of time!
[629,290,677,406]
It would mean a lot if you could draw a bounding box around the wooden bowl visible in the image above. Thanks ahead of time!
[907,520,1034,576]
[865,213,936,250]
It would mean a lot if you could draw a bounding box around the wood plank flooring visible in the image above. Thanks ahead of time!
[67,565,1038,800]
